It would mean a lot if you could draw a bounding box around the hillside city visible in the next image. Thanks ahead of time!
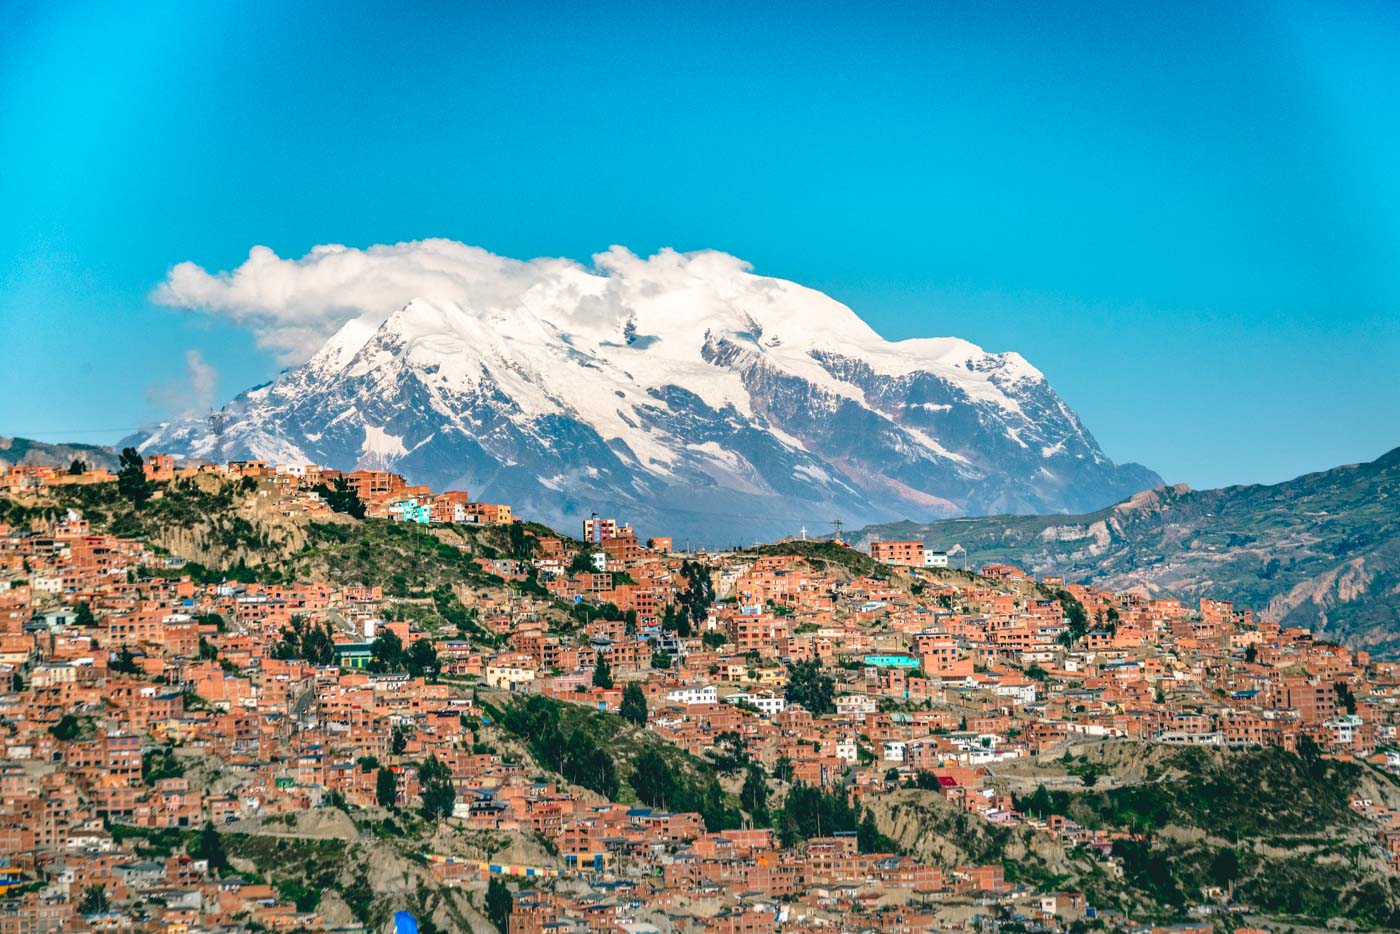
[0,453,1396,933]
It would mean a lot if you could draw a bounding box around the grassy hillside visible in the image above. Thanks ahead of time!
[486,693,745,826]
[740,539,884,577]
[854,446,1400,653]
[877,741,1400,929]
[0,476,579,638]
[5,473,556,571]
[1056,744,1400,928]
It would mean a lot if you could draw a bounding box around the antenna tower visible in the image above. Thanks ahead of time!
[207,409,228,465]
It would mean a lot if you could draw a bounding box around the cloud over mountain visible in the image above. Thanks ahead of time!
[144,349,218,418]
[138,239,1161,540]
[152,240,752,363]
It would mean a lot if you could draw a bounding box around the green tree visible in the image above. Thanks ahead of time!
[773,756,794,784]
[1115,839,1185,907]
[710,730,749,773]
[650,650,672,670]
[499,696,619,798]
[858,809,892,853]
[407,638,439,679]
[272,616,336,666]
[74,601,96,627]
[78,884,109,915]
[562,730,619,798]
[68,459,86,476]
[777,783,859,842]
[192,823,229,874]
[485,877,513,933]
[785,658,834,714]
[1056,590,1089,644]
[312,476,365,519]
[569,550,602,574]
[370,628,407,672]
[1296,734,1325,779]
[701,630,726,650]
[1023,784,1054,817]
[620,682,648,727]
[1209,847,1240,890]
[50,714,83,741]
[507,522,534,560]
[418,754,456,820]
[740,763,769,819]
[699,775,733,832]
[630,748,674,808]
[376,767,398,809]
[198,612,227,632]
[1333,681,1358,715]
[678,560,715,625]
[111,646,141,674]
[592,653,614,689]
[776,808,802,849]
[1104,606,1121,631]
[117,447,150,505]
[142,746,185,784]
[391,726,409,756]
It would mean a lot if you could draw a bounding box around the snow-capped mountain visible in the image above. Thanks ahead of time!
[133,247,1160,542]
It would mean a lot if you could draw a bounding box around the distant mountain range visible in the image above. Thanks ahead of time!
[126,248,1158,541]
[854,447,1400,653]
[0,436,119,473]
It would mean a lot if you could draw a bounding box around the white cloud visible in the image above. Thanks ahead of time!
[146,349,218,416]
[151,239,754,364]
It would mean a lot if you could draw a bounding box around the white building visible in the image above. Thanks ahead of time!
[991,679,1038,705]
[667,684,717,706]
[1325,714,1364,747]
[485,658,537,691]
[835,693,879,720]
[724,690,786,716]
[30,575,62,594]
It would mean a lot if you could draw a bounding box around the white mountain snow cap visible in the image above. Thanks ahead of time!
[153,238,1042,387]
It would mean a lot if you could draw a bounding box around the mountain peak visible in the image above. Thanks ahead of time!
[132,244,1160,540]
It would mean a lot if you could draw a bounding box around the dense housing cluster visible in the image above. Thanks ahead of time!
[0,454,1394,933]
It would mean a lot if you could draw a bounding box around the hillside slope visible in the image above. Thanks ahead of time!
[855,446,1400,652]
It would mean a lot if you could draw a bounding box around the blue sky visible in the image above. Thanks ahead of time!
[1,0,1396,492]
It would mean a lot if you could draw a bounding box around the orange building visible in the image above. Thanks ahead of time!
[870,540,925,567]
